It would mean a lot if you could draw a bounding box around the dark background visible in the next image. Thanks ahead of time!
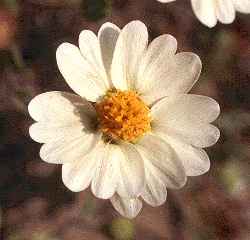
[0,0,250,239]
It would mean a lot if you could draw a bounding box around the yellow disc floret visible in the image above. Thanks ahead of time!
[95,90,151,142]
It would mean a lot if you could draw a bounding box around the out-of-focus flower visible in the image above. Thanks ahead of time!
[28,20,220,218]
[0,8,16,49]
[157,0,250,27]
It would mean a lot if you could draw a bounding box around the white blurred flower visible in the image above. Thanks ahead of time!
[157,0,250,27]
[28,21,220,218]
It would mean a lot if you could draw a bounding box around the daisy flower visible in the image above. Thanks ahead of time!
[157,0,250,27]
[28,20,220,218]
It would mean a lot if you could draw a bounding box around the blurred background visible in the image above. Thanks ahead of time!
[0,0,250,239]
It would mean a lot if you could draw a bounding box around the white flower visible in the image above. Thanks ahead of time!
[157,0,250,27]
[28,21,220,218]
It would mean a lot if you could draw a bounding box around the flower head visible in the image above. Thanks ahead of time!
[95,89,151,142]
[28,21,220,218]
[157,0,250,27]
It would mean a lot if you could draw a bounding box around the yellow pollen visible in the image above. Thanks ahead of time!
[95,90,151,142]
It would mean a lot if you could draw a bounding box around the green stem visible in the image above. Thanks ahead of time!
[9,42,26,70]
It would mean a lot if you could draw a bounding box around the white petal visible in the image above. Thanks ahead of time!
[191,0,217,27]
[111,21,148,90]
[110,194,142,219]
[56,43,107,102]
[29,122,85,144]
[136,134,186,189]
[28,91,96,126]
[160,134,210,176]
[151,95,220,148]
[39,132,101,164]
[233,0,250,13]
[215,0,235,24]
[136,34,177,94]
[117,143,145,198]
[79,30,110,89]
[141,166,167,206]
[91,144,120,199]
[62,144,103,192]
[154,122,220,148]
[142,52,202,105]
[98,22,121,81]
[151,94,220,124]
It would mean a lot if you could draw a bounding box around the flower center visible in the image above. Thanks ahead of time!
[95,90,151,142]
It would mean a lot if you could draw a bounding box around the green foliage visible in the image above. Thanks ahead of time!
[109,218,135,240]
[80,193,97,216]
[2,0,18,12]
[82,0,112,20]
[220,161,242,194]
[31,232,59,240]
